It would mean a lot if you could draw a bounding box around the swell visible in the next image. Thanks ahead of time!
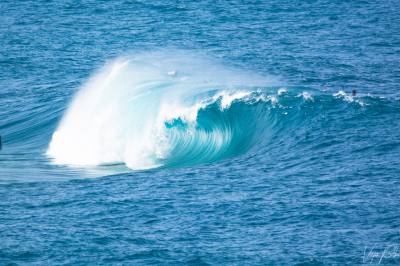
[35,51,397,172]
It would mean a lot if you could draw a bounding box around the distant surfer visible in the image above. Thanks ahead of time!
[352,89,357,96]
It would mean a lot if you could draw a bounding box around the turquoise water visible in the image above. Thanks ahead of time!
[1,0,400,264]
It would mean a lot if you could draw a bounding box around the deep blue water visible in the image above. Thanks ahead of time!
[1,0,400,265]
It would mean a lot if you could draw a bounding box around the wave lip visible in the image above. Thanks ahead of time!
[47,51,276,170]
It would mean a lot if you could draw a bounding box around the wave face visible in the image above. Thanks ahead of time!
[47,51,277,170]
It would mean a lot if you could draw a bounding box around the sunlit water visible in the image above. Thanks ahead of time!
[1,1,400,264]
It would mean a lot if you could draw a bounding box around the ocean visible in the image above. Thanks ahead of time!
[1,0,400,265]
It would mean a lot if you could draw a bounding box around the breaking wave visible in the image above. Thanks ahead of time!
[47,51,371,171]
[47,51,279,170]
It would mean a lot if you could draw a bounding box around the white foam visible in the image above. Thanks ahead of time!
[333,90,351,100]
[297,91,313,101]
[167,70,177,76]
[277,87,287,95]
[212,91,252,109]
[333,90,366,106]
